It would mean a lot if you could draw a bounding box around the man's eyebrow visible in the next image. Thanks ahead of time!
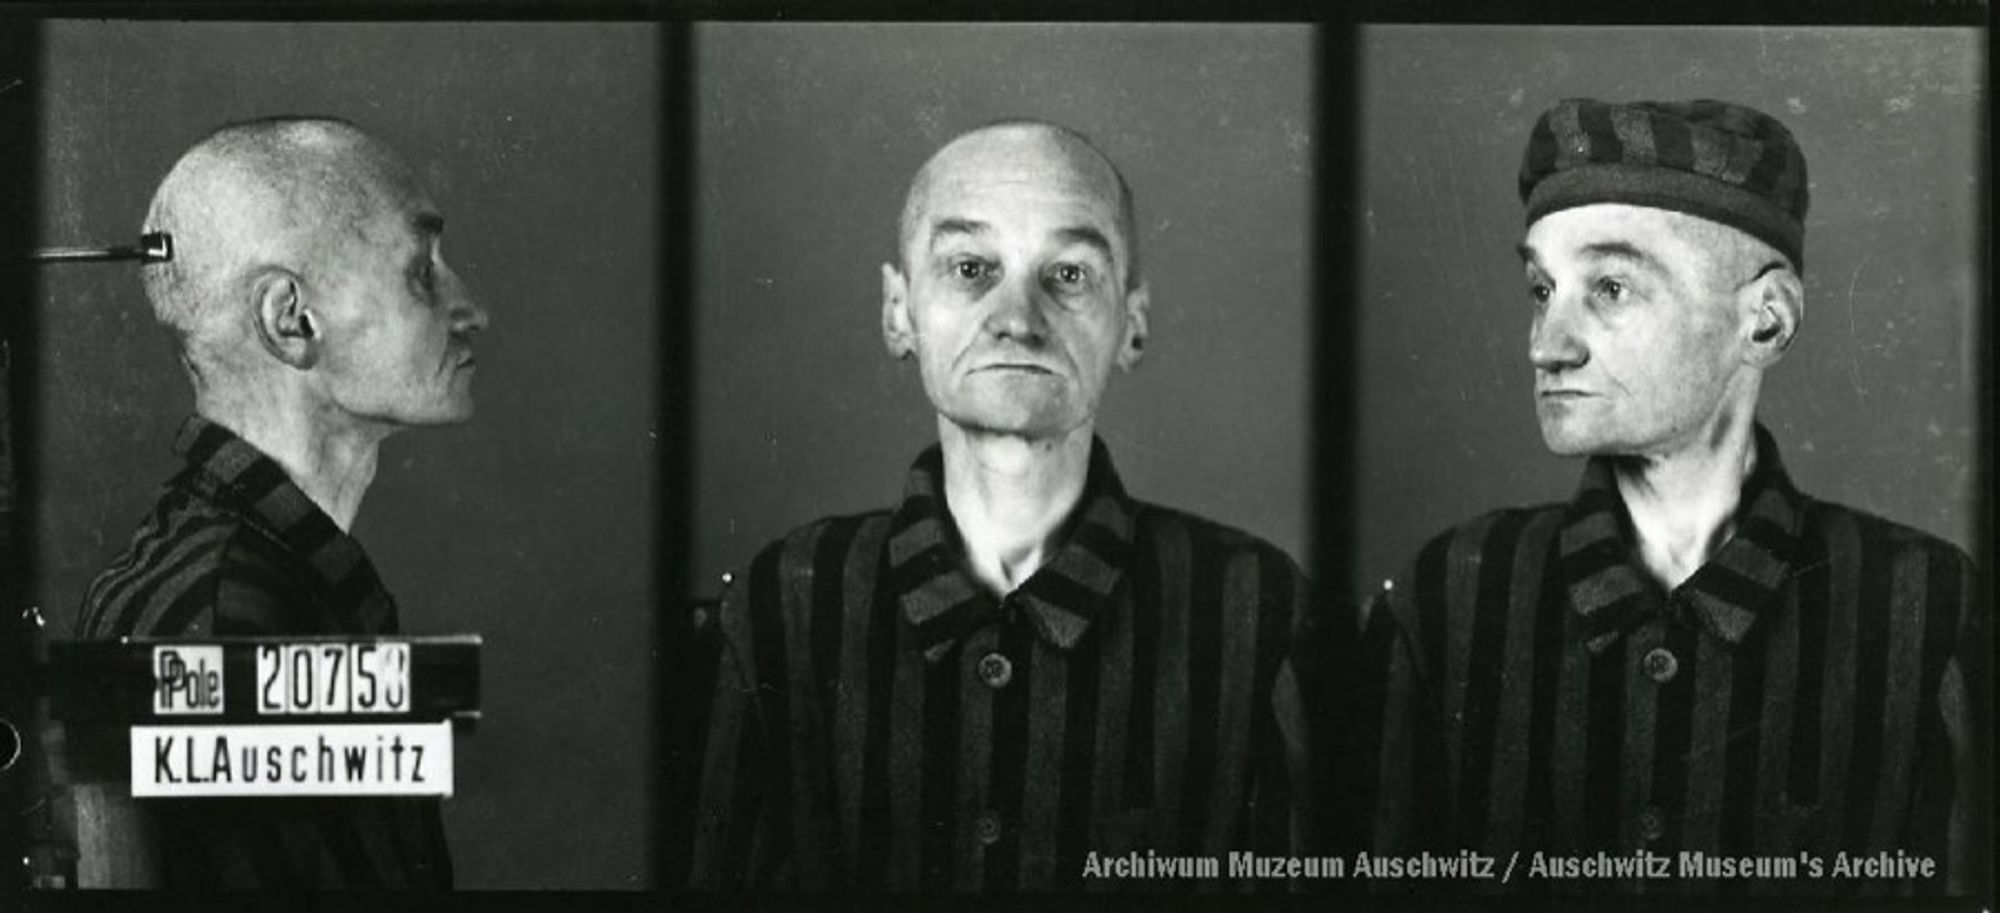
[1515,242,1539,265]
[1054,226,1114,260]
[928,218,989,246]
[1578,240,1663,272]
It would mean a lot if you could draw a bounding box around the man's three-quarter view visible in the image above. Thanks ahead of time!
[1350,98,1989,896]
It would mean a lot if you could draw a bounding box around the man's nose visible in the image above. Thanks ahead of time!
[1528,297,1587,373]
[982,274,1049,344]
[444,265,489,336]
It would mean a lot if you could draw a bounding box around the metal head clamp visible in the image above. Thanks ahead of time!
[26,232,173,265]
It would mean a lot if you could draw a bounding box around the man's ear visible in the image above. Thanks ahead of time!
[882,262,916,360]
[252,269,318,369]
[1743,265,1803,368]
[1116,280,1151,371]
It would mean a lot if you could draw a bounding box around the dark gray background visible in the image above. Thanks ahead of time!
[33,22,659,888]
[692,24,1315,593]
[1355,26,1984,600]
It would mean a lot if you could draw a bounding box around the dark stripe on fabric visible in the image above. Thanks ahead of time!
[1650,619,1702,850]
[1053,607,1103,889]
[1413,535,1450,706]
[1906,544,1963,881]
[743,545,794,880]
[830,517,884,882]
[1204,549,1263,860]
[1084,584,1136,896]
[1408,534,1452,852]
[1786,518,1833,805]
[809,516,860,747]
[1575,102,1625,165]
[119,520,240,634]
[1455,510,1529,848]
[778,525,830,888]
[919,639,960,888]
[151,570,225,638]
[1244,548,1294,851]
[1522,531,1569,849]
[887,542,956,597]
[1583,634,1627,849]
[1840,518,1893,854]
[1719,612,1768,858]
[857,537,900,889]
[1176,522,1226,855]
[223,456,290,520]
[983,618,1036,890]
[1123,518,1164,809]
[94,504,221,634]
[1869,544,1929,855]
[1651,109,1696,178]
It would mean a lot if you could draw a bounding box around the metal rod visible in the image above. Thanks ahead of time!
[26,232,172,265]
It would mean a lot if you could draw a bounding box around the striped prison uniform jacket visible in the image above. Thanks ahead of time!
[1348,426,1989,896]
[75,416,453,889]
[690,439,1333,891]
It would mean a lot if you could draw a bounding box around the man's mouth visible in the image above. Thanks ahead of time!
[976,362,1055,375]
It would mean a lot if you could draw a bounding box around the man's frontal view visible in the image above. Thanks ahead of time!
[75,116,487,889]
[690,121,1327,891]
[1354,98,1989,895]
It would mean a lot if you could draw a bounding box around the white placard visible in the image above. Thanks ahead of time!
[152,645,225,715]
[255,642,411,715]
[130,722,452,797]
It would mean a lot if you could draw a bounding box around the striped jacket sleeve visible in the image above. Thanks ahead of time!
[1347,544,1450,860]
[1929,546,1990,896]
[688,543,786,889]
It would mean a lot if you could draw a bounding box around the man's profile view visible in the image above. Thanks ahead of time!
[689,120,1326,891]
[74,116,486,889]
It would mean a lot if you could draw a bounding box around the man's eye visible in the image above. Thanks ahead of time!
[1526,282,1551,305]
[951,259,991,282]
[1049,263,1090,288]
[1593,277,1626,301]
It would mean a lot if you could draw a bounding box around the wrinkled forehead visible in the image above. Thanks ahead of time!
[904,127,1128,254]
[1521,203,1729,268]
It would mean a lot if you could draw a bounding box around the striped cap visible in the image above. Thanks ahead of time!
[1520,98,1810,271]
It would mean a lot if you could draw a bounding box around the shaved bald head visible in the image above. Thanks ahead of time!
[142,116,419,383]
[897,120,1141,288]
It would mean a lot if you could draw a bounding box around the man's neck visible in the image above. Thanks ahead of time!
[1610,417,1759,591]
[197,396,389,532]
[937,419,1094,596]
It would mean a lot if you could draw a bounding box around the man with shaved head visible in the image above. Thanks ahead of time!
[1351,99,1988,894]
[75,116,484,889]
[688,120,1330,891]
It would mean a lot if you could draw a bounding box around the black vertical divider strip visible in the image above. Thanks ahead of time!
[0,19,43,894]
[1306,17,1361,870]
[1976,26,1995,901]
[1314,18,1358,652]
[655,19,697,893]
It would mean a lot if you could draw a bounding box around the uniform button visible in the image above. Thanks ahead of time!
[1637,806,1665,843]
[1641,647,1679,683]
[976,652,1014,689]
[975,811,1003,846]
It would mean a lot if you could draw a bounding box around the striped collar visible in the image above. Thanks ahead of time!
[886,438,1138,663]
[1561,425,1807,654]
[172,416,399,634]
